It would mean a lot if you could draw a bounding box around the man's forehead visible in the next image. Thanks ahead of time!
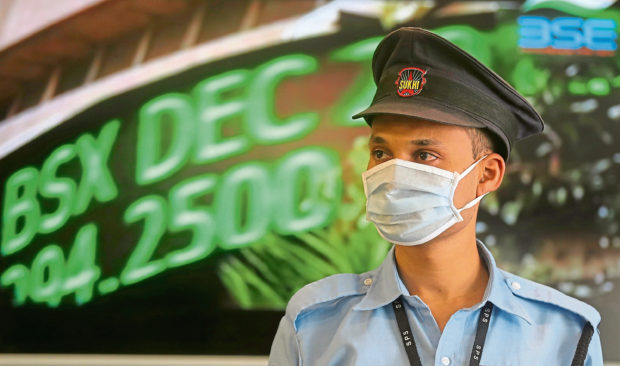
[368,116,475,154]
[370,115,470,136]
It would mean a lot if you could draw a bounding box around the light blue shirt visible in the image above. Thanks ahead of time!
[268,241,603,365]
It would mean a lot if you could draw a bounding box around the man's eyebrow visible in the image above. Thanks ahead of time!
[410,139,443,146]
[369,135,386,144]
[369,135,443,146]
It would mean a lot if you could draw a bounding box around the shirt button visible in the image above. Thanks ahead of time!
[363,278,373,286]
[441,356,451,365]
[511,281,521,290]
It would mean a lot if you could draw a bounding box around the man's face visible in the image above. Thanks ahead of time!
[367,114,484,238]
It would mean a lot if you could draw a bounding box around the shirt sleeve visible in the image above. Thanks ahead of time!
[585,327,603,366]
[268,316,301,366]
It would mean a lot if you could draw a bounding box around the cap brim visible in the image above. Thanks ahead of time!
[352,97,485,128]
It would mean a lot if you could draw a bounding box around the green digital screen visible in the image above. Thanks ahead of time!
[0,28,384,353]
[1,2,619,358]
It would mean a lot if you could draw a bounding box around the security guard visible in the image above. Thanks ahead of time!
[268,27,603,366]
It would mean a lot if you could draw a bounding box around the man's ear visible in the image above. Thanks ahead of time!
[477,153,505,196]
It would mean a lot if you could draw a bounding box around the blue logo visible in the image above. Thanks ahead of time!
[518,16,617,55]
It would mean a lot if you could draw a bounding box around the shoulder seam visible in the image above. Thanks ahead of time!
[285,273,367,330]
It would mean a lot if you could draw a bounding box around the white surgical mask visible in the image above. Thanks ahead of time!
[362,156,488,246]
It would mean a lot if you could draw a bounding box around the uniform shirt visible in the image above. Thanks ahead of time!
[268,241,603,366]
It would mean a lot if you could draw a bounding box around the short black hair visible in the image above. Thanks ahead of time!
[466,127,502,160]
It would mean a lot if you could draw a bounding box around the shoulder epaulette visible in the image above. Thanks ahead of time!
[500,270,601,327]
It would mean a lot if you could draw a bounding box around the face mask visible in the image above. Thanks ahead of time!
[362,156,488,246]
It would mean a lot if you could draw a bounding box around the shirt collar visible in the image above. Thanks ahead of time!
[353,245,402,311]
[353,240,533,325]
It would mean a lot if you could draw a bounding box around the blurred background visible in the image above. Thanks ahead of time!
[0,0,619,365]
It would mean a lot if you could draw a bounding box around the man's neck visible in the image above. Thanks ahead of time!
[394,229,489,331]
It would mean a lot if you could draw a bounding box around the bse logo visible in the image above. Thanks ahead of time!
[518,16,617,56]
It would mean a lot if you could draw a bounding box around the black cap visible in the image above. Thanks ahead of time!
[352,27,544,160]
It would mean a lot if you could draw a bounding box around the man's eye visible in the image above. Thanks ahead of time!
[373,150,385,159]
[418,152,437,161]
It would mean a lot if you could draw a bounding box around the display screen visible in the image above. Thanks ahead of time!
[1,1,619,359]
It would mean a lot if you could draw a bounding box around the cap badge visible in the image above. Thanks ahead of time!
[395,67,427,97]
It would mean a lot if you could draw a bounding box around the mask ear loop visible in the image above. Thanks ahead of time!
[450,155,489,216]
[457,192,488,212]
